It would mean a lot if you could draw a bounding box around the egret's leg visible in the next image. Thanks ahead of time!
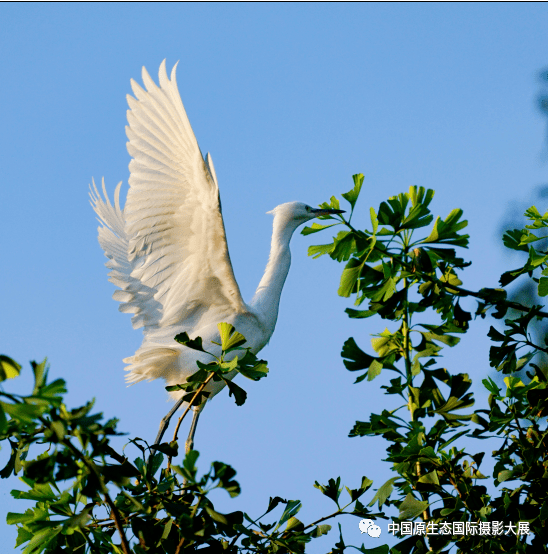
[185,405,203,453]
[153,396,185,447]
[146,396,185,470]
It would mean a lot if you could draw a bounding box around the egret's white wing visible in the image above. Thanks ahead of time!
[121,60,247,333]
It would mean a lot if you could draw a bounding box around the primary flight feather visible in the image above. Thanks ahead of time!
[90,60,343,433]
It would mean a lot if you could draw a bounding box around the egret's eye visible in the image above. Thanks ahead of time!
[305,206,311,212]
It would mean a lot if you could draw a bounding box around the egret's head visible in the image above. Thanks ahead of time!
[268,201,345,226]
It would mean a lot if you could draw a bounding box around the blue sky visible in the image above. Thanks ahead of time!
[2,2,548,551]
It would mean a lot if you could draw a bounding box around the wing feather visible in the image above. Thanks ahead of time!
[91,61,249,385]
[122,60,247,333]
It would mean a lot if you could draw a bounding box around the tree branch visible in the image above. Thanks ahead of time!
[53,432,131,554]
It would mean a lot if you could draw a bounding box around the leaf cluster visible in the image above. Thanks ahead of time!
[306,177,548,552]
[170,323,269,407]
[2,325,380,553]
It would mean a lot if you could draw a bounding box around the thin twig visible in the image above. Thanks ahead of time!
[103,493,131,554]
[175,495,202,553]
[510,403,526,440]
[171,373,215,445]
[174,536,185,554]
[55,433,131,554]
[301,508,351,531]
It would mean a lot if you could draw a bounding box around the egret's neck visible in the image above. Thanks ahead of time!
[250,216,300,330]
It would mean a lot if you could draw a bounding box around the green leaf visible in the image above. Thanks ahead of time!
[0,355,21,382]
[370,207,378,234]
[174,332,205,352]
[368,360,382,381]
[503,228,530,252]
[161,519,173,540]
[331,523,346,554]
[417,471,439,486]
[302,222,338,236]
[482,377,500,395]
[15,527,33,548]
[355,545,390,554]
[422,209,469,247]
[205,506,229,525]
[48,420,66,442]
[10,481,57,502]
[367,477,398,509]
[540,500,548,521]
[377,194,409,229]
[0,440,17,478]
[311,524,332,537]
[22,527,61,553]
[285,516,305,532]
[539,277,548,297]
[345,308,377,319]
[0,404,7,435]
[220,356,239,372]
[341,173,364,212]
[345,476,373,501]
[31,359,48,393]
[218,323,247,351]
[527,247,548,268]
[371,329,399,357]
[499,267,526,287]
[524,205,542,219]
[497,469,514,483]
[338,258,363,297]
[370,277,396,302]
[278,500,302,527]
[438,430,469,450]
[314,477,342,504]
[308,242,335,258]
[6,512,35,525]
[329,196,341,211]
[212,461,241,498]
[238,360,269,381]
[223,378,247,406]
[398,493,429,520]
[341,338,376,371]
[266,496,285,514]
[400,187,434,230]
[150,441,178,457]
[184,449,199,475]
[2,402,48,424]
[331,231,357,262]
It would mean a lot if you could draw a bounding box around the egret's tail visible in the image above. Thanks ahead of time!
[123,344,180,385]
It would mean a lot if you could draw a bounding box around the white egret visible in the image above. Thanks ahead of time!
[90,60,343,452]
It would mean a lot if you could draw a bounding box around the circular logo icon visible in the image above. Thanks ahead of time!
[358,519,382,537]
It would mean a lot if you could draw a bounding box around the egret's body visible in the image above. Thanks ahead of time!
[90,61,342,446]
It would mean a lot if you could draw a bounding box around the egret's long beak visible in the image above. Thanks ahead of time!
[311,208,346,216]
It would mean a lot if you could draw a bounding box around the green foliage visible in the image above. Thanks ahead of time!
[7,181,548,552]
[169,323,269,407]
[1,324,379,552]
[305,175,548,552]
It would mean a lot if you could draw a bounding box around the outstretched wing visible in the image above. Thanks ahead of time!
[118,60,247,334]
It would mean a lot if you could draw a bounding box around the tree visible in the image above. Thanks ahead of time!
[304,176,547,552]
[2,178,548,552]
[0,324,378,553]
